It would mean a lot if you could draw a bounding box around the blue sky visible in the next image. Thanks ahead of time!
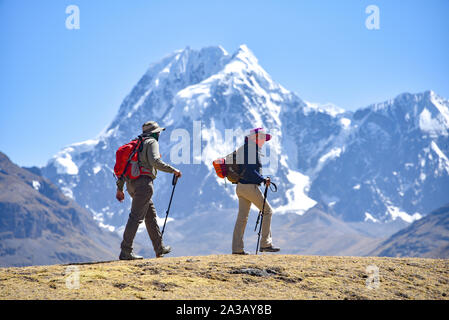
[1,0,448,167]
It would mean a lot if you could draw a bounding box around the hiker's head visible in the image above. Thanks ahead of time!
[247,128,271,147]
[142,121,165,136]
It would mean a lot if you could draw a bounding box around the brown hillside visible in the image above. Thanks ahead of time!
[0,254,448,300]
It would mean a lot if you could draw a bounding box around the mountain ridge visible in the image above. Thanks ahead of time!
[0,151,122,267]
[370,203,449,258]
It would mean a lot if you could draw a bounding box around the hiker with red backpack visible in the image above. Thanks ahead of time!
[114,121,181,260]
[213,128,280,255]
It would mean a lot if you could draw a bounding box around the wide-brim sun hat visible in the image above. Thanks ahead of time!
[142,121,166,133]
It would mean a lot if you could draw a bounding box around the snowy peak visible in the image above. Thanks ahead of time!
[47,139,99,176]
[231,44,259,65]
[428,90,449,128]
[406,90,449,136]
[311,89,449,223]
[352,90,449,137]
[106,45,233,136]
[144,45,229,80]
[302,101,346,118]
[222,44,287,94]
[167,44,293,128]
[165,45,230,78]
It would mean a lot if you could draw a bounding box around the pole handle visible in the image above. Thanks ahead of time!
[172,174,179,186]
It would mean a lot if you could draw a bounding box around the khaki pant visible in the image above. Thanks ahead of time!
[120,176,164,256]
[232,183,273,253]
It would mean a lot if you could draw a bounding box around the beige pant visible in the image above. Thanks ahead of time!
[232,183,273,253]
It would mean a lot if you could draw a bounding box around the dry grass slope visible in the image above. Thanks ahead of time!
[0,255,448,300]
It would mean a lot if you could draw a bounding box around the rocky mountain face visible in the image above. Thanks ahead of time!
[0,152,121,267]
[308,91,449,223]
[370,203,449,258]
[38,45,449,257]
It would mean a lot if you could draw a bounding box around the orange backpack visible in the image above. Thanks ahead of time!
[212,151,245,184]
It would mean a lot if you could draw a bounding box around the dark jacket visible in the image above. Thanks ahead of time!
[237,138,265,185]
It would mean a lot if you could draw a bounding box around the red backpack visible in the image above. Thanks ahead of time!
[114,136,148,180]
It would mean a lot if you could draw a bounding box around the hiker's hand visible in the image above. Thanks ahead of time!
[116,190,125,202]
[264,177,271,187]
[174,170,182,178]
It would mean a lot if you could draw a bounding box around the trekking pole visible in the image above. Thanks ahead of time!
[161,174,178,237]
[255,183,269,255]
[254,184,268,232]
[254,180,278,231]
[255,181,278,254]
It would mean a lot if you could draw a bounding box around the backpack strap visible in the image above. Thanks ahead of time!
[230,150,246,183]
[137,135,144,152]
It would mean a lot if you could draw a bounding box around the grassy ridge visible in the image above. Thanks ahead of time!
[0,255,448,300]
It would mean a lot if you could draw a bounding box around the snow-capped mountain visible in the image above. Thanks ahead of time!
[41,45,449,236]
[308,91,449,223]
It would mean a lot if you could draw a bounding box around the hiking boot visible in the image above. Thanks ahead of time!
[156,245,172,258]
[119,250,144,260]
[260,245,280,253]
[232,251,249,255]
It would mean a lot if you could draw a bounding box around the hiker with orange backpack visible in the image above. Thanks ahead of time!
[213,128,280,255]
[114,121,181,260]
[232,128,280,255]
